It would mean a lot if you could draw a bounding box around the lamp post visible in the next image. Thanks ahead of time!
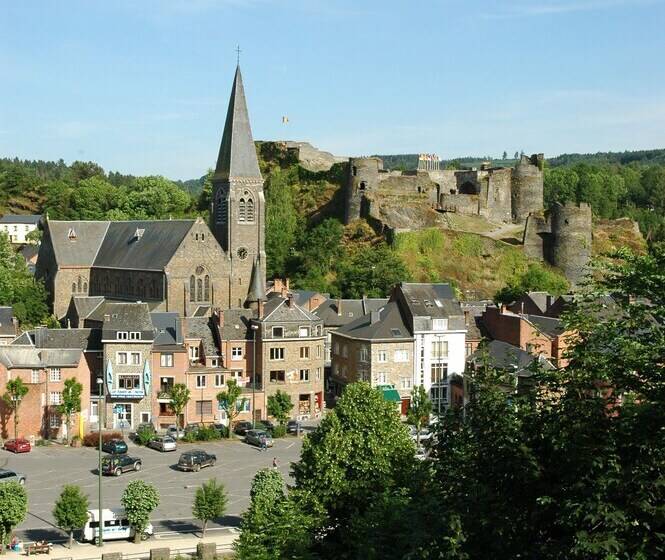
[96,377,104,548]
[251,323,259,428]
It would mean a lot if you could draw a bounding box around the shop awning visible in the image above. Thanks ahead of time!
[378,385,401,402]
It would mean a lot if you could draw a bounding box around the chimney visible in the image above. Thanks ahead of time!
[103,313,110,322]
[370,310,381,324]
[463,309,470,324]
[174,316,183,345]
[337,299,342,317]
[287,293,294,308]
[257,300,264,319]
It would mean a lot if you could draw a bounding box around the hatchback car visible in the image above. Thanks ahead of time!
[257,420,275,432]
[245,429,274,448]
[177,450,216,472]
[147,436,177,452]
[102,439,128,455]
[102,455,142,476]
[3,438,31,453]
[286,420,302,434]
[0,468,26,485]
[166,425,185,439]
[234,421,253,436]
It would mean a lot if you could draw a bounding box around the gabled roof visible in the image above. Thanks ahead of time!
[314,298,389,327]
[102,302,154,333]
[0,307,16,337]
[33,328,102,351]
[398,283,458,318]
[0,346,82,368]
[262,294,320,323]
[336,301,412,341]
[151,312,184,348]
[46,221,110,266]
[524,292,549,314]
[525,314,565,337]
[94,220,194,271]
[470,340,554,375]
[72,296,106,322]
[218,309,257,341]
[186,317,219,356]
[0,214,42,225]
[214,66,262,181]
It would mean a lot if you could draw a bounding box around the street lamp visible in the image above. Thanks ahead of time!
[96,377,104,548]
[251,323,259,429]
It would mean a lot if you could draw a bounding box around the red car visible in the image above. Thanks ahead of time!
[4,438,31,453]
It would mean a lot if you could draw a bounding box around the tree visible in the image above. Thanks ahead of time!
[267,390,293,426]
[193,479,228,537]
[58,378,83,443]
[0,482,27,554]
[265,166,300,278]
[3,378,29,441]
[514,151,519,160]
[407,385,432,446]
[121,480,160,544]
[53,485,89,548]
[502,151,508,160]
[168,383,190,439]
[494,263,569,304]
[217,379,242,437]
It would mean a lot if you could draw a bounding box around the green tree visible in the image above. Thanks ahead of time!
[168,383,190,439]
[0,482,27,553]
[3,378,29,441]
[216,379,242,437]
[502,151,508,160]
[495,263,569,304]
[407,385,432,446]
[267,390,293,427]
[192,479,228,537]
[121,480,160,544]
[514,151,519,160]
[58,378,83,444]
[265,167,300,278]
[53,485,89,548]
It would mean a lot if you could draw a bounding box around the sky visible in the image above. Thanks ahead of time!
[1,0,664,180]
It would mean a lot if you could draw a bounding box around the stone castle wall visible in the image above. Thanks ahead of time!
[549,202,593,285]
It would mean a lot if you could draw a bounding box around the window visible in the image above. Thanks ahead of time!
[190,276,195,302]
[131,352,141,365]
[31,369,40,384]
[431,363,448,384]
[159,377,174,393]
[90,401,99,420]
[204,276,210,301]
[465,342,474,357]
[359,346,369,362]
[299,326,310,338]
[210,358,220,367]
[272,326,284,338]
[270,347,285,361]
[189,345,200,362]
[394,350,409,363]
[238,198,246,222]
[141,412,151,424]
[117,331,129,340]
[431,340,448,359]
[317,345,321,358]
[196,375,206,388]
[117,352,128,365]
[49,368,61,382]
[130,332,141,340]
[430,385,448,404]
[50,392,62,405]
[246,198,255,222]
[195,401,213,415]
[270,370,285,383]
[400,377,412,390]
[377,351,387,363]
[231,347,243,360]
[50,413,61,428]
[215,190,228,224]
[197,278,203,301]
[119,375,140,390]
[160,353,174,367]
[432,318,449,331]
[299,346,310,359]
[215,374,225,387]
[316,368,322,381]
[299,369,310,382]
[375,372,387,384]
[159,403,175,415]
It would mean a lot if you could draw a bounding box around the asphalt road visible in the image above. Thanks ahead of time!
[2,434,305,543]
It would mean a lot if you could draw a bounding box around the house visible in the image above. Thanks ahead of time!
[0,307,18,345]
[460,300,491,357]
[0,214,42,244]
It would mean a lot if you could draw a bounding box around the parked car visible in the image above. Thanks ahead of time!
[212,423,228,437]
[0,468,26,485]
[257,420,275,432]
[245,429,274,448]
[234,421,253,436]
[131,422,156,441]
[184,423,203,434]
[286,420,302,434]
[102,439,128,455]
[102,455,142,476]
[3,438,31,453]
[177,450,216,472]
[165,425,185,439]
[147,436,177,452]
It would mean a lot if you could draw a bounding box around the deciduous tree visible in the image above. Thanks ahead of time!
[0,482,27,554]
[3,378,29,441]
[407,385,432,446]
[267,390,293,426]
[168,383,190,439]
[121,480,160,544]
[58,378,83,443]
[53,485,89,548]
[217,379,242,437]
[192,479,227,537]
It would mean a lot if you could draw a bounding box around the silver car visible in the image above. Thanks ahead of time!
[0,468,26,485]
[147,436,177,452]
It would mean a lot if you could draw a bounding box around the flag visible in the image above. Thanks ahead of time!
[282,116,289,124]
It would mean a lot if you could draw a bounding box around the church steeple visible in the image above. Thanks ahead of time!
[213,65,262,182]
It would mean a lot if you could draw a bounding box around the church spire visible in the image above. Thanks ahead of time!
[214,65,261,181]
[246,255,266,304]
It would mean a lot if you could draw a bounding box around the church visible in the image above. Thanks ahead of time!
[36,66,267,320]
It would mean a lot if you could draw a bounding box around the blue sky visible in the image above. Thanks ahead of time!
[1,0,664,180]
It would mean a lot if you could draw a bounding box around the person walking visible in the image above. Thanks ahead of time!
[260,433,267,452]
[272,456,278,468]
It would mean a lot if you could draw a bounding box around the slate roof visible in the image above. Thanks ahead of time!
[219,309,257,341]
[470,340,553,375]
[186,317,220,356]
[0,214,42,225]
[525,315,565,337]
[399,283,458,318]
[0,347,81,368]
[336,301,412,341]
[94,220,194,271]
[35,328,102,351]
[0,307,16,337]
[461,301,491,341]
[314,298,389,328]
[151,312,184,348]
[102,302,154,333]
[72,296,106,322]
[214,66,262,181]
[262,294,320,323]
[46,221,110,266]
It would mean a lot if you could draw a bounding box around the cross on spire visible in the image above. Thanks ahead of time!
[235,45,241,65]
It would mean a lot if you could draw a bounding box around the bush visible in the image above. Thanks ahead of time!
[195,426,221,441]
[182,432,197,443]
[134,425,156,446]
[272,425,287,438]
[215,424,229,438]
[83,431,122,447]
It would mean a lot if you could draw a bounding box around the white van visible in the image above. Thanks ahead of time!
[82,508,154,542]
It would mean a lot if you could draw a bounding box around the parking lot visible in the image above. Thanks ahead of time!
[2,434,305,542]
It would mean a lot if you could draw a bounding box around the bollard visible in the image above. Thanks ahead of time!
[150,547,170,560]
[196,542,216,560]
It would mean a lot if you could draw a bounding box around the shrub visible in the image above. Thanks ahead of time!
[195,426,221,441]
[134,425,156,446]
[215,424,229,439]
[182,432,197,443]
[272,425,287,438]
[83,431,122,447]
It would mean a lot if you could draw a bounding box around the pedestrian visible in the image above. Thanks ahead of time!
[260,433,267,452]
[272,457,278,468]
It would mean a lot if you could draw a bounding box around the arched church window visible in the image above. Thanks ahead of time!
[215,191,228,224]
[204,275,210,301]
[77,276,82,292]
[246,198,255,222]
[238,198,246,222]
[72,282,76,294]
[83,281,88,293]
[190,276,196,302]
[197,278,203,301]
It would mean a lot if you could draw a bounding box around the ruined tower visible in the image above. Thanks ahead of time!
[549,202,593,286]
[211,65,266,308]
[344,157,382,224]
[511,154,544,223]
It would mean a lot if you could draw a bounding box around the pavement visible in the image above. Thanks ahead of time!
[1,432,307,544]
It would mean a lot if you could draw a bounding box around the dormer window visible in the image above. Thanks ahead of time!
[134,228,145,240]
[129,331,141,340]
[433,319,448,331]
[68,228,77,241]
[117,331,129,340]
[272,326,284,338]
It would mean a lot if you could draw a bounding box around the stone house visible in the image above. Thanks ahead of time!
[0,214,42,244]
[256,294,325,421]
